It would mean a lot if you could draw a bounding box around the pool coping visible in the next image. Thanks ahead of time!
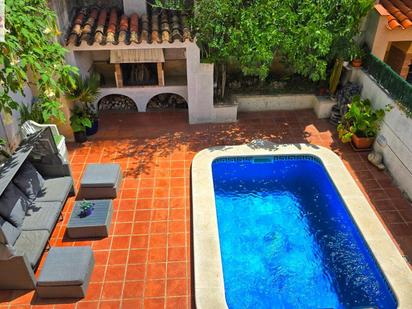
[191,141,412,309]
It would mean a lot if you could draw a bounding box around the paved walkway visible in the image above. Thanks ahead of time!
[1,110,411,308]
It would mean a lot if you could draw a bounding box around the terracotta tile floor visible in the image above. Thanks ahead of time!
[1,110,412,308]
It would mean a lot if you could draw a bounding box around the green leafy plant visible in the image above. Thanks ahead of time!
[337,96,388,143]
[190,0,374,98]
[18,102,44,125]
[349,45,366,61]
[0,0,79,122]
[79,200,94,217]
[67,73,100,121]
[70,105,92,133]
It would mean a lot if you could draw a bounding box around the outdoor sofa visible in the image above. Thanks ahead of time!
[0,128,75,290]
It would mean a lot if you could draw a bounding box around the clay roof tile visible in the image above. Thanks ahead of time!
[66,7,193,46]
[380,0,412,29]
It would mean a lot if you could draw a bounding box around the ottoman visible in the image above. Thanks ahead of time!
[78,163,122,199]
[37,247,94,298]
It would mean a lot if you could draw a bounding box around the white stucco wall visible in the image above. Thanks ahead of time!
[350,69,412,199]
[0,86,33,149]
[95,86,188,112]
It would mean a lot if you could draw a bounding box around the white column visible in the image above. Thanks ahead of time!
[123,0,147,15]
[186,43,214,124]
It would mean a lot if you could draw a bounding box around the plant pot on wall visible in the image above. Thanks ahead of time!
[74,131,87,143]
[352,134,374,149]
[86,119,99,136]
[351,59,362,68]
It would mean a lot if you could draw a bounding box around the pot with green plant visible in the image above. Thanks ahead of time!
[67,73,101,136]
[70,105,92,143]
[337,96,388,149]
[350,46,365,68]
[78,200,95,218]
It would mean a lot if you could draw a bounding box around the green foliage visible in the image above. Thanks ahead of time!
[0,0,78,122]
[70,105,92,133]
[151,0,187,10]
[337,96,388,143]
[67,73,100,121]
[18,102,44,125]
[192,0,374,81]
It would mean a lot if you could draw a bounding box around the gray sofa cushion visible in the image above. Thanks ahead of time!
[22,202,62,233]
[13,161,45,201]
[0,243,17,260]
[0,216,21,245]
[0,183,31,228]
[36,177,72,203]
[14,230,49,267]
[37,246,94,286]
[81,164,121,188]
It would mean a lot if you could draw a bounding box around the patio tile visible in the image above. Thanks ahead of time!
[122,281,144,299]
[143,298,164,309]
[4,110,411,309]
[144,280,166,297]
[147,263,167,280]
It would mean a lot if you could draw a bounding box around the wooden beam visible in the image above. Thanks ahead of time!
[114,63,123,88]
[157,62,165,86]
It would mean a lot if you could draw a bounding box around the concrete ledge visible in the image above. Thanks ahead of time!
[350,69,412,199]
[232,94,334,119]
[191,142,412,308]
[212,104,238,123]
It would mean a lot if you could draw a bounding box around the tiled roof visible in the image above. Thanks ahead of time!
[378,0,412,29]
[66,7,192,46]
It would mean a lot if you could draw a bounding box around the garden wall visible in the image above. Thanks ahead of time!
[0,86,33,150]
[350,69,412,199]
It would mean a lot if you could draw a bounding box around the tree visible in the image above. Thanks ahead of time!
[195,0,373,81]
[0,0,78,122]
[154,0,373,95]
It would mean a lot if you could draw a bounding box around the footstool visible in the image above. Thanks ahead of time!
[78,163,122,199]
[37,247,94,298]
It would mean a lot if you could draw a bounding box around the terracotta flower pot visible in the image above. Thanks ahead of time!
[352,134,374,149]
[351,59,362,68]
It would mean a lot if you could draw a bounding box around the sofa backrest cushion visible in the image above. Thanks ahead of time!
[0,183,31,228]
[0,216,20,245]
[13,161,45,201]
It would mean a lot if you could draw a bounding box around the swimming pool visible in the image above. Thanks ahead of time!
[212,156,396,308]
[191,143,412,308]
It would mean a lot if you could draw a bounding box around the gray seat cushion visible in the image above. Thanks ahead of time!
[0,216,21,245]
[13,161,45,201]
[36,177,72,203]
[81,164,121,188]
[0,183,31,228]
[22,202,62,232]
[14,230,49,267]
[37,246,93,286]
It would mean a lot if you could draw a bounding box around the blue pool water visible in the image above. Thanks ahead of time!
[212,156,397,309]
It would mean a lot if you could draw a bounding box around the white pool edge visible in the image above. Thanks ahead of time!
[191,142,412,309]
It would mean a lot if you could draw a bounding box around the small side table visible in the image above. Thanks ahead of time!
[67,200,113,238]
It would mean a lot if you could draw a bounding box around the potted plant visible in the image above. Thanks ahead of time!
[70,105,92,143]
[337,96,387,149]
[78,200,95,218]
[67,73,101,136]
[350,46,365,68]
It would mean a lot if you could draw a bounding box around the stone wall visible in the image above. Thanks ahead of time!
[350,69,412,199]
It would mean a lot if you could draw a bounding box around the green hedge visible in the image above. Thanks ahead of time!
[364,53,412,114]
